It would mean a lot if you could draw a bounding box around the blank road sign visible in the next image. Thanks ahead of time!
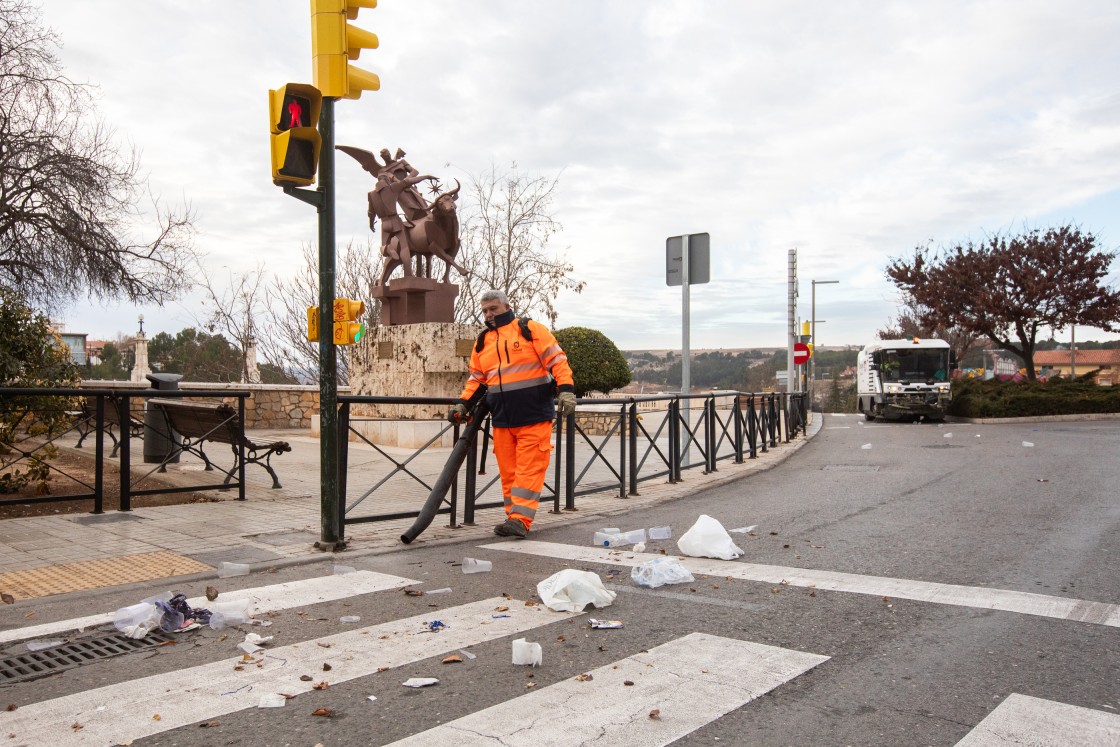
[666,233,711,286]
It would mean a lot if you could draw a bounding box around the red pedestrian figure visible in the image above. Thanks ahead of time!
[287,98,303,128]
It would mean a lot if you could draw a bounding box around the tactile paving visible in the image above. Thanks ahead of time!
[0,551,213,600]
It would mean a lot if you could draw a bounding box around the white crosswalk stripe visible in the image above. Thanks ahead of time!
[0,570,417,645]
[387,632,829,746]
[1,596,582,746]
[480,540,1120,627]
[954,694,1120,746]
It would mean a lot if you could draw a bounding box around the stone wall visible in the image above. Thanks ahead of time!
[79,381,338,430]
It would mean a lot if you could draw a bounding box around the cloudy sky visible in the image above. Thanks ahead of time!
[41,0,1120,350]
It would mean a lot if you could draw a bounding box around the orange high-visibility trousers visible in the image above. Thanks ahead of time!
[491,420,553,530]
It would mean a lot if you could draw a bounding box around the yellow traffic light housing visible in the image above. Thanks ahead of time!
[269,83,322,187]
[311,0,380,99]
[333,298,366,345]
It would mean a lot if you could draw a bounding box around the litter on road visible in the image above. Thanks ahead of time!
[402,678,439,688]
[632,556,695,588]
[537,569,616,612]
[511,638,542,666]
[678,515,743,560]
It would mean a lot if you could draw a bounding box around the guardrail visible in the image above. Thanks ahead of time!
[0,387,254,511]
[336,390,808,540]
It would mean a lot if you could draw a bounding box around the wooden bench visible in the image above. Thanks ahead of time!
[74,396,144,458]
[149,399,291,489]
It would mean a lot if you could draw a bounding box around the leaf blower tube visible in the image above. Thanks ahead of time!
[400,392,489,545]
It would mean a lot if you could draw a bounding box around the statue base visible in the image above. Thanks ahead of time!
[371,278,457,325]
[345,321,479,447]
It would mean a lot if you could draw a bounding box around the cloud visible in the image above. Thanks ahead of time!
[37,0,1120,349]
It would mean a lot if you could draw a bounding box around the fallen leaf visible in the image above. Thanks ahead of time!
[300,675,314,682]
[205,586,219,601]
[770,587,780,594]
[575,673,593,682]
[780,579,790,585]
[312,682,329,690]
[623,680,635,686]
[23,612,33,618]
[769,531,778,536]
[71,724,82,732]
[199,721,220,728]
[809,591,817,597]
[524,601,538,607]
[404,589,425,597]
[311,708,333,717]
[233,666,244,672]
[502,593,512,599]
[318,642,334,648]
[241,654,253,661]
[322,663,332,671]
[783,544,791,549]
[711,584,719,589]
[376,667,389,673]
[649,709,661,720]
[882,596,890,602]
[4,705,15,712]
[556,635,565,642]
[152,715,161,721]
[494,605,510,612]
[1,593,14,605]
[442,655,463,664]
[525,682,536,689]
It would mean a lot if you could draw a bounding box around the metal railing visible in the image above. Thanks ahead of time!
[337,390,808,539]
[0,387,254,511]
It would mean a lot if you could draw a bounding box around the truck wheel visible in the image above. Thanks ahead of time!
[864,412,876,422]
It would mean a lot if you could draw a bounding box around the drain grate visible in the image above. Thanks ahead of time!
[0,629,176,685]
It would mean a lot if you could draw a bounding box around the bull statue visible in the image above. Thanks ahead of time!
[336,145,468,287]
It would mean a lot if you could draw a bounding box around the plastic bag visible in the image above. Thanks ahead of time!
[511,638,542,666]
[677,514,743,560]
[536,569,616,612]
[631,556,695,588]
[113,602,162,639]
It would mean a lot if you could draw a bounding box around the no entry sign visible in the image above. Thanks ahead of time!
[793,342,811,365]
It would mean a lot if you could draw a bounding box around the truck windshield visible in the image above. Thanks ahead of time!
[881,349,949,383]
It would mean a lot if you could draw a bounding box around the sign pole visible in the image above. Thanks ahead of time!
[681,234,690,465]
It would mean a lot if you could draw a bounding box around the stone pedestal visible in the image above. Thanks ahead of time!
[130,334,152,383]
[347,322,479,447]
[371,278,458,325]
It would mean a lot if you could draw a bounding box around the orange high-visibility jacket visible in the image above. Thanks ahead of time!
[458,315,575,428]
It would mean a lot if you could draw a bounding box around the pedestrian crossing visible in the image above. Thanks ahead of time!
[480,540,1120,628]
[1,543,1116,746]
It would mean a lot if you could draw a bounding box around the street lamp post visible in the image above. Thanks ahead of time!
[811,279,839,403]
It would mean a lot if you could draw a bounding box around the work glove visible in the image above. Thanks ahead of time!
[447,403,469,424]
[557,392,577,417]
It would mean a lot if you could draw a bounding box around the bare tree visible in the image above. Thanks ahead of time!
[0,0,197,308]
[454,162,584,325]
[876,290,983,368]
[196,263,269,383]
[263,239,382,384]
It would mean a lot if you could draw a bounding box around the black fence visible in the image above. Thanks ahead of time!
[0,387,254,511]
[336,391,808,540]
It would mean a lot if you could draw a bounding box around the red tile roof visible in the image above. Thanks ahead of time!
[1034,349,1120,366]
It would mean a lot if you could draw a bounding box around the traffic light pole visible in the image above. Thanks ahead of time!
[315,97,344,551]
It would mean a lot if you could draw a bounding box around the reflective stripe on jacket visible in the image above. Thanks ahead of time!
[458,316,575,428]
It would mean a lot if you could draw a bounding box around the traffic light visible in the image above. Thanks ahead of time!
[311,0,380,100]
[307,306,320,342]
[269,83,322,187]
[333,298,366,345]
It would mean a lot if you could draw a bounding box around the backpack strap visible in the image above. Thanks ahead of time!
[518,316,533,342]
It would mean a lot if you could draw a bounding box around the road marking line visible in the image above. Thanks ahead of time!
[481,541,1120,627]
[0,597,579,746]
[954,693,1120,746]
[0,570,417,644]
[387,632,828,746]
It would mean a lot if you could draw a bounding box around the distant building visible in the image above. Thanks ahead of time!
[1034,349,1119,386]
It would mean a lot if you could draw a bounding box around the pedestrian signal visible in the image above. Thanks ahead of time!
[269,83,322,187]
[333,298,366,345]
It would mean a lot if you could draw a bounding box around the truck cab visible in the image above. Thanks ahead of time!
[857,338,955,421]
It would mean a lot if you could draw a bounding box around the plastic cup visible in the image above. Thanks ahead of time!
[462,558,492,574]
[218,562,250,578]
[649,526,672,540]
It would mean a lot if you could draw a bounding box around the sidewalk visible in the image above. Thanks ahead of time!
[0,415,821,602]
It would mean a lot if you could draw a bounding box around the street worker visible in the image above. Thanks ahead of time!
[448,290,576,538]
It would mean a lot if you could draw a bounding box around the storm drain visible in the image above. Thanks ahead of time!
[0,629,175,685]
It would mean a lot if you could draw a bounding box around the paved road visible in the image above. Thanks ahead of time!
[2,415,1118,746]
